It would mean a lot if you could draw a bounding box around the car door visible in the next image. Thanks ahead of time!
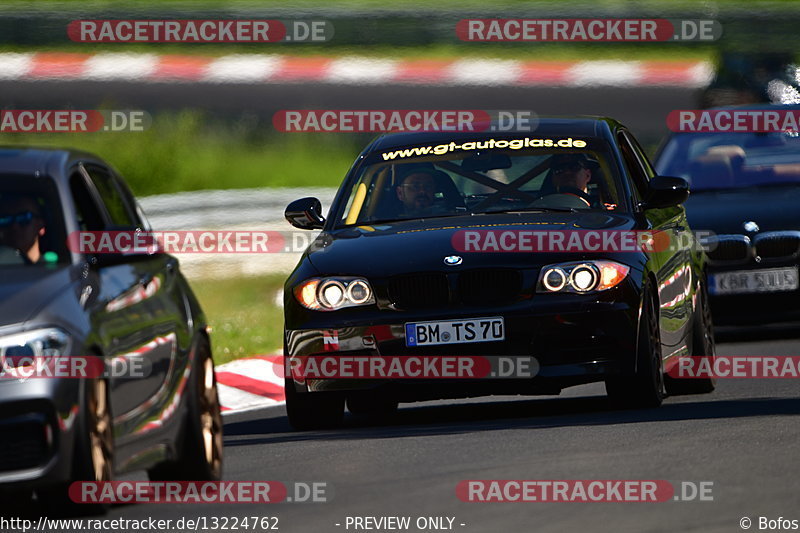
[71,163,185,445]
[618,131,692,351]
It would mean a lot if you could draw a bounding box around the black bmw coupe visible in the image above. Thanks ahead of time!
[284,118,715,430]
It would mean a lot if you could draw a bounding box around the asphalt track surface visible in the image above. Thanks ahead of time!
[0,81,699,145]
[62,327,798,533]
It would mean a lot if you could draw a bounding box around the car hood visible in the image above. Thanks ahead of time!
[0,266,76,327]
[686,186,800,235]
[306,212,638,276]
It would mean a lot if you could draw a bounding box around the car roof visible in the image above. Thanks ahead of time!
[0,146,104,178]
[365,116,623,151]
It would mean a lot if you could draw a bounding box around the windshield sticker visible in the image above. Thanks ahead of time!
[381,138,588,160]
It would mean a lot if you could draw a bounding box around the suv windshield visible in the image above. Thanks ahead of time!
[656,131,800,191]
[0,176,69,267]
[334,137,626,227]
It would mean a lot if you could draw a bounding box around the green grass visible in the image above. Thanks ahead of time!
[0,43,716,62]
[190,273,286,365]
[0,111,362,196]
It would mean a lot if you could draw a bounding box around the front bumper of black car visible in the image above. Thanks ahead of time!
[285,292,641,401]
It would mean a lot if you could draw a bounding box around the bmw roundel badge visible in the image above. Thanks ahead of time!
[444,255,463,266]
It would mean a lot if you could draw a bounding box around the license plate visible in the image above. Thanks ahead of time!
[405,317,504,346]
[710,267,799,295]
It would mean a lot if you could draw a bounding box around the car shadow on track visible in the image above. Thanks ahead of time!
[716,323,800,343]
[222,393,800,446]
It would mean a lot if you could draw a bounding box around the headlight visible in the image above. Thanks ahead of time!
[0,327,71,372]
[294,277,376,311]
[537,261,630,293]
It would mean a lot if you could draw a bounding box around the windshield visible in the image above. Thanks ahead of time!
[0,176,69,268]
[334,136,626,227]
[656,131,800,191]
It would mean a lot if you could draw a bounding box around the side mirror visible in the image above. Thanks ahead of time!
[285,197,325,230]
[642,176,689,209]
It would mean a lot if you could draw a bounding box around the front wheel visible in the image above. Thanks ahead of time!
[149,339,223,481]
[606,288,665,408]
[665,281,716,395]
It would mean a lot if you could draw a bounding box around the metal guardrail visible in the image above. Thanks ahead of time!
[139,187,337,279]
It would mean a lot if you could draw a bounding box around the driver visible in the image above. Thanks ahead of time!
[549,153,599,207]
[0,193,46,264]
[394,164,457,218]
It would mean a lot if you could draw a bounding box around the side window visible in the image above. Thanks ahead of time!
[69,171,105,231]
[617,132,649,201]
[85,165,136,227]
[112,171,150,230]
[627,132,658,179]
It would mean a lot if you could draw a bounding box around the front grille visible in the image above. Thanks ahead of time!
[754,232,800,260]
[388,273,449,309]
[0,420,48,472]
[458,269,523,305]
[705,234,751,263]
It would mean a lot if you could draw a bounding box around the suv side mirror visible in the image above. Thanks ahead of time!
[642,176,689,209]
[285,197,325,230]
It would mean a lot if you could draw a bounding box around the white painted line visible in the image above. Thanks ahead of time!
[446,59,522,86]
[567,60,643,87]
[0,53,33,79]
[84,53,159,80]
[205,54,283,82]
[222,401,285,416]
[219,358,285,387]
[217,382,281,411]
[326,56,399,84]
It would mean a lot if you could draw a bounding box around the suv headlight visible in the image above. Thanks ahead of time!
[294,277,375,311]
[537,261,630,293]
[0,327,72,374]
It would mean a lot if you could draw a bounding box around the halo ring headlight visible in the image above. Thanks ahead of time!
[570,264,599,292]
[346,279,372,304]
[319,280,346,308]
[543,267,568,292]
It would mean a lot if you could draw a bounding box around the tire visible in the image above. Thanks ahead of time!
[148,338,223,481]
[285,374,345,431]
[665,281,717,396]
[38,377,113,516]
[606,286,665,408]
